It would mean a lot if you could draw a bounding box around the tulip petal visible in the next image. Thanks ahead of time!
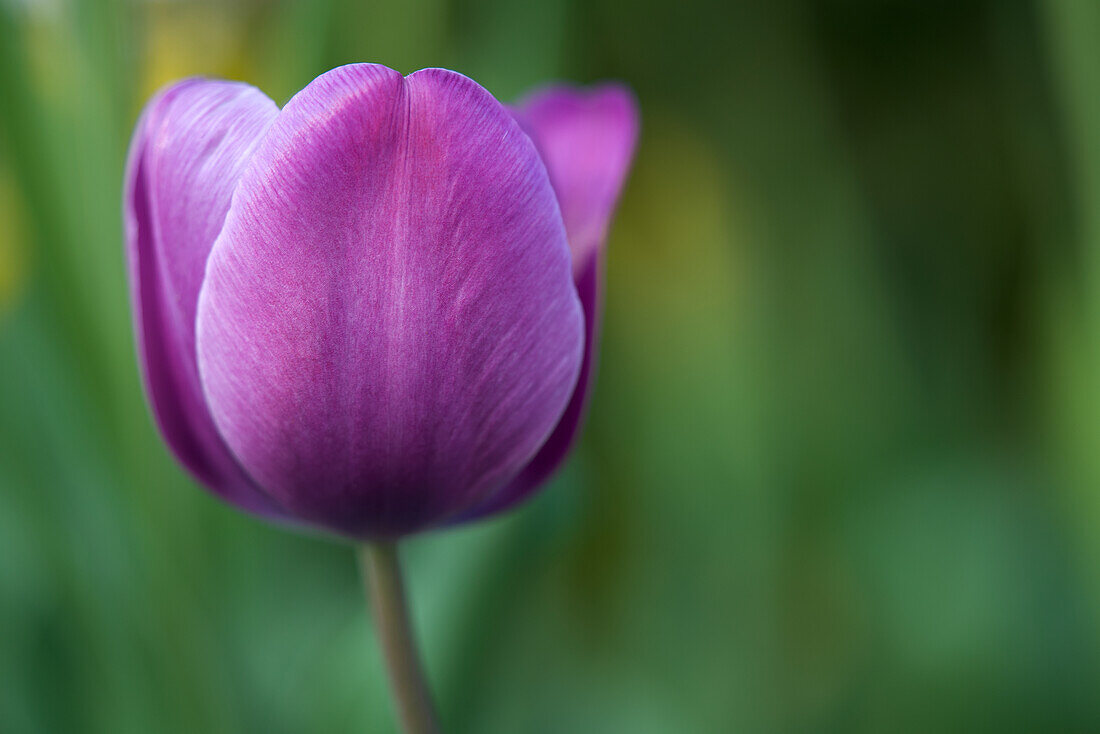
[124,78,283,516]
[196,64,584,538]
[462,84,639,519]
[514,84,639,273]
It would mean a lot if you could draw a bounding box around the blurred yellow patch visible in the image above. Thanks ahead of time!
[610,113,750,355]
[140,3,251,102]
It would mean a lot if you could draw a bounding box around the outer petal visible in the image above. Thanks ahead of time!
[196,64,584,538]
[462,84,639,519]
[124,78,284,516]
[513,84,639,273]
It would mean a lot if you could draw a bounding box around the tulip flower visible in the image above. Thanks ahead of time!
[124,63,636,733]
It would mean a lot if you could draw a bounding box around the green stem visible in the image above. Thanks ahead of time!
[360,542,442,734]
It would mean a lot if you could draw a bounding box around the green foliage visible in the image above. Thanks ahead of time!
[2,0,1099,731]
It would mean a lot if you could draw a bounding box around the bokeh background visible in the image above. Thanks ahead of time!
[3,0,1100,731]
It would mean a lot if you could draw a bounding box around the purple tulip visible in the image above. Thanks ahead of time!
[124,64,638,540]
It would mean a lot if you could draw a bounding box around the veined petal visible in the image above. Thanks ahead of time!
[196,64,584,538]
[124,78,284,516]
[463,84,639,519]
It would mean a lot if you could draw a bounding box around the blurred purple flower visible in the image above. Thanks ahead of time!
[124,64,637,539]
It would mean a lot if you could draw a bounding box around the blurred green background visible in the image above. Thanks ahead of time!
[3,0,1100,731]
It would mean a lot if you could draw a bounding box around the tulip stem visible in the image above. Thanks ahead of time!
[360,542,442,734]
